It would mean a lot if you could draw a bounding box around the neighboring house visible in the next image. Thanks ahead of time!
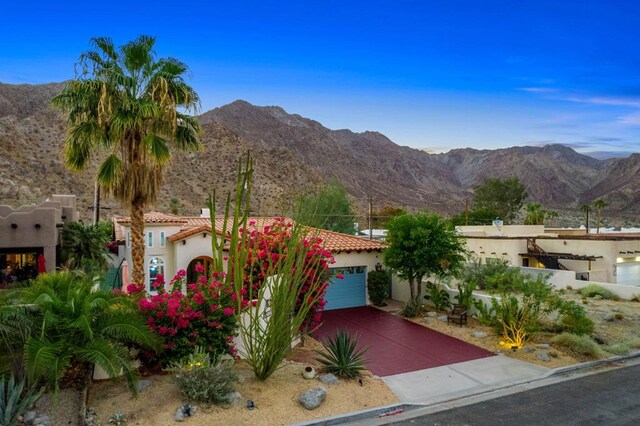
[114,212,386,310]
[457,225,640,287]
[0,195,78,287]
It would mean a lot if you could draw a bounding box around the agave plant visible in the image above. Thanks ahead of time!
[0,373,42,426]
[314,330,368,379]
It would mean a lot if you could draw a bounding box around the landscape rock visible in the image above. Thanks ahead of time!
[299,386,328,410]
[472,332,487,338]
[175,407,185,422]
[34,415,51,426]
[225,391,243,405]
[593,295,603,300]
[421,317,431,324]
[604,312,615,322]
[427,312,438,317]
[536,352,551,362]
[523,347,535,353]
[24,410,37,425]
[536,343,550,349]
[137,379,153,392]
[318,373,340,385]
[438,315,448,322]
[612,307,621,312]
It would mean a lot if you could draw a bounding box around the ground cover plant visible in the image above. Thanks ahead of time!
[580,284,617,300]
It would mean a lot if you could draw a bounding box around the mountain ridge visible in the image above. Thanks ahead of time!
[0,82,638,221]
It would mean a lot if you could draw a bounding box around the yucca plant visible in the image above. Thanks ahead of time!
[314,330,368,379]
[0,373,42,426]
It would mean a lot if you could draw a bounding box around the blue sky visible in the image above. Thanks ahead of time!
[1,1,639,158]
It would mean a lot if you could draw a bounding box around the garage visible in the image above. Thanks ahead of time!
[616,262,640,286]
[324,266,367,310]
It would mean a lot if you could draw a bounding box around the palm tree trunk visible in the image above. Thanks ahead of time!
[130,199,145,287]
[596,210,601,234]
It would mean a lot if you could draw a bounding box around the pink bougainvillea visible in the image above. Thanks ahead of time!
[128,268,237,365]
[241,218,336,332]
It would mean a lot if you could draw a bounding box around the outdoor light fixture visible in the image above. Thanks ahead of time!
[10,223,17,229]
[182,240,186,245]
[34,223,41,229]
[203,233,207,238]
[375,262,383,272]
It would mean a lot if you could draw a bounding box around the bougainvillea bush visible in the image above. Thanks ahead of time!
[127,265,238,365]
[242,217,336,332]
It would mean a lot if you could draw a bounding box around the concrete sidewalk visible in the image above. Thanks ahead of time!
[382,355,548,404]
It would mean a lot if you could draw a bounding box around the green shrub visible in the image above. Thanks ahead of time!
[168,348,237,404]
[614,313,624,320]
[495,295,542,347]
[580,284,617,300]
[604,344,631,356]
[367,270,389,306]
[400,299,423,317]
[472,298,497,326]
[0,373,42,426]
[454,281,477,308]
[314,330,368,379]
[551,333,603,358]
[424,282,451,311]
[560,315,594,336]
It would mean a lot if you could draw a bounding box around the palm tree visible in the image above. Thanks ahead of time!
[8,272,160,397]
[580,204,591,233]
[52,36,202,286]
[60,221,112,274]
[592,198,608,234]
[168,197,181,215]
[523,202,544,225]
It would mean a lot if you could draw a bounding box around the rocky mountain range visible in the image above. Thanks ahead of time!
[0,82,637,222]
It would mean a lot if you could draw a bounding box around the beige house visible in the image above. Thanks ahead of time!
[0,195,78,286]
[114,212,386,310]
[457,225,640,287]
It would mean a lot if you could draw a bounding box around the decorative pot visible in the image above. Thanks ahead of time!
[302,366,316,379]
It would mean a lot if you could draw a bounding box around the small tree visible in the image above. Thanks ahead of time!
[168,197,182,216]
[592,198,608,234]
[371,205,406,229]
[60,221,112,273]
[293,180,356,234]
[383,213,466,307]
[473,177,528,224]
[523,203,558,226]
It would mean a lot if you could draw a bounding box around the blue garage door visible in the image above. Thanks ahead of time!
[324,266,367,310]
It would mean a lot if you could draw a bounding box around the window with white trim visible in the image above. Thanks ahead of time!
[160,231,166,248]
[149,257,164,289]
[147,231,153,247]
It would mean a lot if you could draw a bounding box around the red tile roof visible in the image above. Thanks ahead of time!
[116,214,386,253]
[117,211,188,224]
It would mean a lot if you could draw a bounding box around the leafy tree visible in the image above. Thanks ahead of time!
[371,205,406,229]
[473,177,528,224]
[293,181,355,234]
[592,198,608,234]
[60,221,112,273]
[383,213,466,306]
[523,203,558,226]
[4,272,160,398]
[52,36,202,286]
[450,207,500,226]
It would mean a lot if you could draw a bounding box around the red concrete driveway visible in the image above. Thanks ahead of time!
[314,306,494,377]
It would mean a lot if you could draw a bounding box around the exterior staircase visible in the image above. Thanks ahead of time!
[526,238,569,271]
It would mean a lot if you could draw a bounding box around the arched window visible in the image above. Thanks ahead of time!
[148,257,164,290]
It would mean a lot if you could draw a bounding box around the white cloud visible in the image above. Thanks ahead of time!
[618,112,640,125]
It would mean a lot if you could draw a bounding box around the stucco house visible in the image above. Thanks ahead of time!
[457,225,640,287]
[0,195,78,287]
[114,212,386,310]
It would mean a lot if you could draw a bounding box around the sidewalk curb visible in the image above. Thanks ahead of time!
[295,351,640,425]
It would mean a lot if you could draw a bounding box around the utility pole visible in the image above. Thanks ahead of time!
[93,181,100,225]
[368,195,373,240]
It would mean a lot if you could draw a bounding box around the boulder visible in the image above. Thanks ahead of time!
[523,347,535,353]
[437,315,448,322]
[299,386,327,410]
[536,343,550,349]
[427,311,438,317]
[23,411,37,425]
[225,391,243,405]
[137,379,153,392]
[318,373,340,385]
[175,408,185,422]
[472,332,487,338]
[604,312,615,322]
[536,352,551,362]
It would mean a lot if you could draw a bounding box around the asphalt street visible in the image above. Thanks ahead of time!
[388,363,640,425]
